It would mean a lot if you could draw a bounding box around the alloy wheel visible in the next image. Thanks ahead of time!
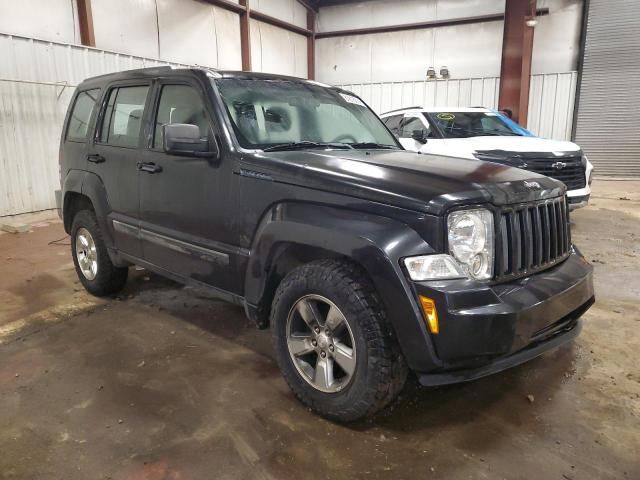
[286,294,357,393]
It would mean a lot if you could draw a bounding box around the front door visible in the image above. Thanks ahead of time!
[87,83,151,257]
[137,80,242,294]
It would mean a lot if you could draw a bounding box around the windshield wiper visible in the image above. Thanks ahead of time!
[349,142,400,150]
[262,141,353,152]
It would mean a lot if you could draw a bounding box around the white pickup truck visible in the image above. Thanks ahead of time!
[380,107,593,209]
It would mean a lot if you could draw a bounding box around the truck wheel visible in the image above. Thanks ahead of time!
[271,260,407,422]
[71,209,128,296]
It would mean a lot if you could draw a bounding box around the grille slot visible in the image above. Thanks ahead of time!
[496,197,571,280]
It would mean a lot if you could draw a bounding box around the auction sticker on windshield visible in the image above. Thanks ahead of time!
[436,113,455,121]
[340,93,366,107]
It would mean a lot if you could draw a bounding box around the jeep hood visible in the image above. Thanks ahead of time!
[244,149,565,215]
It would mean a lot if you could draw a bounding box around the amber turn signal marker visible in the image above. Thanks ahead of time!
[419,295,439,334]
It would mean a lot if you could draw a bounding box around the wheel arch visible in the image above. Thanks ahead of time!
[62,170,121,265]
[244,201,442,372]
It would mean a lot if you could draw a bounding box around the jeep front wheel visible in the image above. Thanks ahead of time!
[271,260,407,422]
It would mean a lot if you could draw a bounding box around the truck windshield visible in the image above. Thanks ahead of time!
[425,111,529,138]
[215,78,399,150]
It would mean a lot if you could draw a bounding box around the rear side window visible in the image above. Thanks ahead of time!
[66,89,100,141]
[99,85,150,148]
[153,85,211,149]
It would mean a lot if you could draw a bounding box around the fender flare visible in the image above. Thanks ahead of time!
[62,170,120,262]
[244,202,442,372]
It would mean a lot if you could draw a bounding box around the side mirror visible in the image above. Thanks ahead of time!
[163,123,219,159]
[411,129,428,144]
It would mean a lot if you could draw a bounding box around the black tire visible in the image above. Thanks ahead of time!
[71,209,128,296]
[271,260,407,422]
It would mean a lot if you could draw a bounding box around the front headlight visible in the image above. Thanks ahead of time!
[447,208,494,280]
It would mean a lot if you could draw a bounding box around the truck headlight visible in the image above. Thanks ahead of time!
[447,208,494,280]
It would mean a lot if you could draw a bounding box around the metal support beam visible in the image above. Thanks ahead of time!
[498,0,537,127]
[239,0,251,71]
[307,9,316,79]
[186,0,317,74]
[250,10,312,37]
[76,0,95,47]
[201,0,246,14]
[315,8,548,39]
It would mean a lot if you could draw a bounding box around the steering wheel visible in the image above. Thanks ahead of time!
[332,133,358,144]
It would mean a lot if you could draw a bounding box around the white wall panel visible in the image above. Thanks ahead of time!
[0,0,78,44]
[156,0,241,69]
[316,0,582,84]
[212,7,243,70]
[338,71,577,141]
[250,20,307,78]
[532,0,583,74]
[252,0,307,29]
[0,33,190,217]
[316,0,503,32]
[317,20,503,85]
[92,0,160,58]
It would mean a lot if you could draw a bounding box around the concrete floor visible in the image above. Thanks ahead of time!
[1,180,638,480]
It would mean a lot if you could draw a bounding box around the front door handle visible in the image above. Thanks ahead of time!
[87,154,105,163]
[137,162,163,174]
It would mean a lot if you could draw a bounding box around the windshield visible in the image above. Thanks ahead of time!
[426,111,527,138]
[215,78,399,150]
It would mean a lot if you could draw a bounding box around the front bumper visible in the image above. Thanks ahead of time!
[568,194,590,210]
[412,251,594,385]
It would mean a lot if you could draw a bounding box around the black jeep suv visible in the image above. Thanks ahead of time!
[57,67,594,421]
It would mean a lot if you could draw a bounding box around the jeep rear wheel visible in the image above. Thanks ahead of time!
[271,260,407,422]
[71,210,128,296]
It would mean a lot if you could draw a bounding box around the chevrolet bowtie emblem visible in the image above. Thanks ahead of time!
[524,181,541,189]
[552,161,567,170]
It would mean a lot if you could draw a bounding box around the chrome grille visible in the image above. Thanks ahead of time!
[496,196,571,280]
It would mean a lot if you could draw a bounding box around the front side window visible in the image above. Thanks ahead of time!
[215,78,398,150]
[99,85,149,148]
[425,111,523,139]
[66,89,100,141]
[153,85,211,149]
[383,115,403,135]
[399,117,430,138]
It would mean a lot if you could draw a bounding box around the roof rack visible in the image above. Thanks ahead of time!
[381,106,423,115]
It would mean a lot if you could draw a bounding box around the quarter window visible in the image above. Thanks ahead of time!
[66,89,100,141]
[153,85,211,149]
[99,85,149,148]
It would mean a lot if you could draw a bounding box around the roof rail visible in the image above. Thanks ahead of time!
[381,106,423,115]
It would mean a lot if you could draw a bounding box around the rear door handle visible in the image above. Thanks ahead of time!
[87,154,105,163]
[137,162,163,174]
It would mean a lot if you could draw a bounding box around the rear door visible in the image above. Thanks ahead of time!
[87,82,152,257]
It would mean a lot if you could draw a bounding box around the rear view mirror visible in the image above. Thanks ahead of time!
[163,123,219,159]
[411,129,428,144]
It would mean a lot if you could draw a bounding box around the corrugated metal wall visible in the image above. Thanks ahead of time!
[574,0,640,177]
[0,33,189,217]
[338,71,578,141]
